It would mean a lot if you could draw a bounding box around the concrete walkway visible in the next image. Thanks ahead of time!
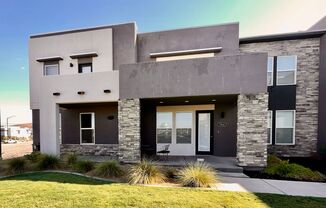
[217,175,326,198]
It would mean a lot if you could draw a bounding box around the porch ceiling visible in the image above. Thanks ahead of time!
[140,94,237,106]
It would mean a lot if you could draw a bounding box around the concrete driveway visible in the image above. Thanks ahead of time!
[1,141,32,159]
[217,175,326,198]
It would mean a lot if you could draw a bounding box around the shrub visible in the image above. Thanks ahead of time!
[178,162,218,188]
[128,159,165,184]
[94,160,124,178]
[24,152,42,163]
[74,160,94,173]
[265,155,326,182]
[37,154,60,170]
[8,157,26,174]
[164,167,179,180]
[66,154,78,166]
[267,155,284,167]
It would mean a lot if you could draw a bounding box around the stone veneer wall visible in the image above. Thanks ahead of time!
[237,93,268,167]
[60,144,119,158]
[240,38,320,157]
[118,99,141,162]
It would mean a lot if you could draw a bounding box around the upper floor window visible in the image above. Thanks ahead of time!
[78,57,93,74]
[276,55,297,85]
[267,57,274,86]
[44,62,59,76]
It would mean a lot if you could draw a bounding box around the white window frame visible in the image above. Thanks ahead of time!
[275,110,296,145]
[267,57,274,86]
[80,112,95,145]
[44,63,59,76]
[276,55,297,86]
[267,110,272,145]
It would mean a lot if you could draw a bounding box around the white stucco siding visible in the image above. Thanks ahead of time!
[29,28,113,109]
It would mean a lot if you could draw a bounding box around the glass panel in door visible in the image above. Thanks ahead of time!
[198,113,211,152]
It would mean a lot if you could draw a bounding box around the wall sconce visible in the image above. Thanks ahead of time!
[77,91,85,95]
[53,92,60,96]
[70,63,74,67]
[221,112,225,118]
[107,115,114,120]
[103,89,111,93]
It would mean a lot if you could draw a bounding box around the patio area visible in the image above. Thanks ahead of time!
[154,155,243,173]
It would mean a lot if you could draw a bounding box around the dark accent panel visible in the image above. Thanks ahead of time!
[268,85,296,110]
[32,109,40,151]
[318,34,326,153]
[213,102,237,157]
[140,100,157,157]
[60,103,118,144]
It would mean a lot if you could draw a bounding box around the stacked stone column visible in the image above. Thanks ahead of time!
[118,99,141,162]
[237,93,268,167]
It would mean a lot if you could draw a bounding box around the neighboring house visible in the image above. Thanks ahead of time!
[1,123,32,138]
[29,20,326,169]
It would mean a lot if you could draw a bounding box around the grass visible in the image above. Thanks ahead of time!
[128,159,165,184]
[0,172,325,208]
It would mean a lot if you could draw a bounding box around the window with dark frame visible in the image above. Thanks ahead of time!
[78,63,92,73]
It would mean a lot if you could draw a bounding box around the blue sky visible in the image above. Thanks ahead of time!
[0,0,325,124]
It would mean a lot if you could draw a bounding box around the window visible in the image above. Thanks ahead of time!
[267,57,274,86]
[79,63,92,73]
[267,111,272,144]
[80,113,95,144]
[275,110,295,145]
[277,55,297,85]
[157,112,172,143]
[176,112,192,144]
[78,57,93,73]
[44,63,59,75]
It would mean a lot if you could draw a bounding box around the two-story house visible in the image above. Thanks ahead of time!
[29,21,326,169]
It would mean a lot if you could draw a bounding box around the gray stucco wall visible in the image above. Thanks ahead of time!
[112,23,137,70]
[240,38,320,157]
[60,103,118,145]
[137,23,239,62]
[120,53,267,99]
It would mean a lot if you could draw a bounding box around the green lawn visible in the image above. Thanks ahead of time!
[0,172,325,208]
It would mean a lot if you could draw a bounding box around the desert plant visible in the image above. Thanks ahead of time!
[66,154,78,166]
[24,152,42,163]
[94,160,124,177]
[178,162,218,188]
[37,154,60,170]
[164,167,179,180]
[74,160,94,173]
[8,157,27,174]
[128,159,165,184]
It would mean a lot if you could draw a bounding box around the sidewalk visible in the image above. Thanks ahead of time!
[217,175,326,198]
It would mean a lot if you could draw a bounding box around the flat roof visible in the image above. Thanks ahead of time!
[30,22,136,39]
[240,29,326,44]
